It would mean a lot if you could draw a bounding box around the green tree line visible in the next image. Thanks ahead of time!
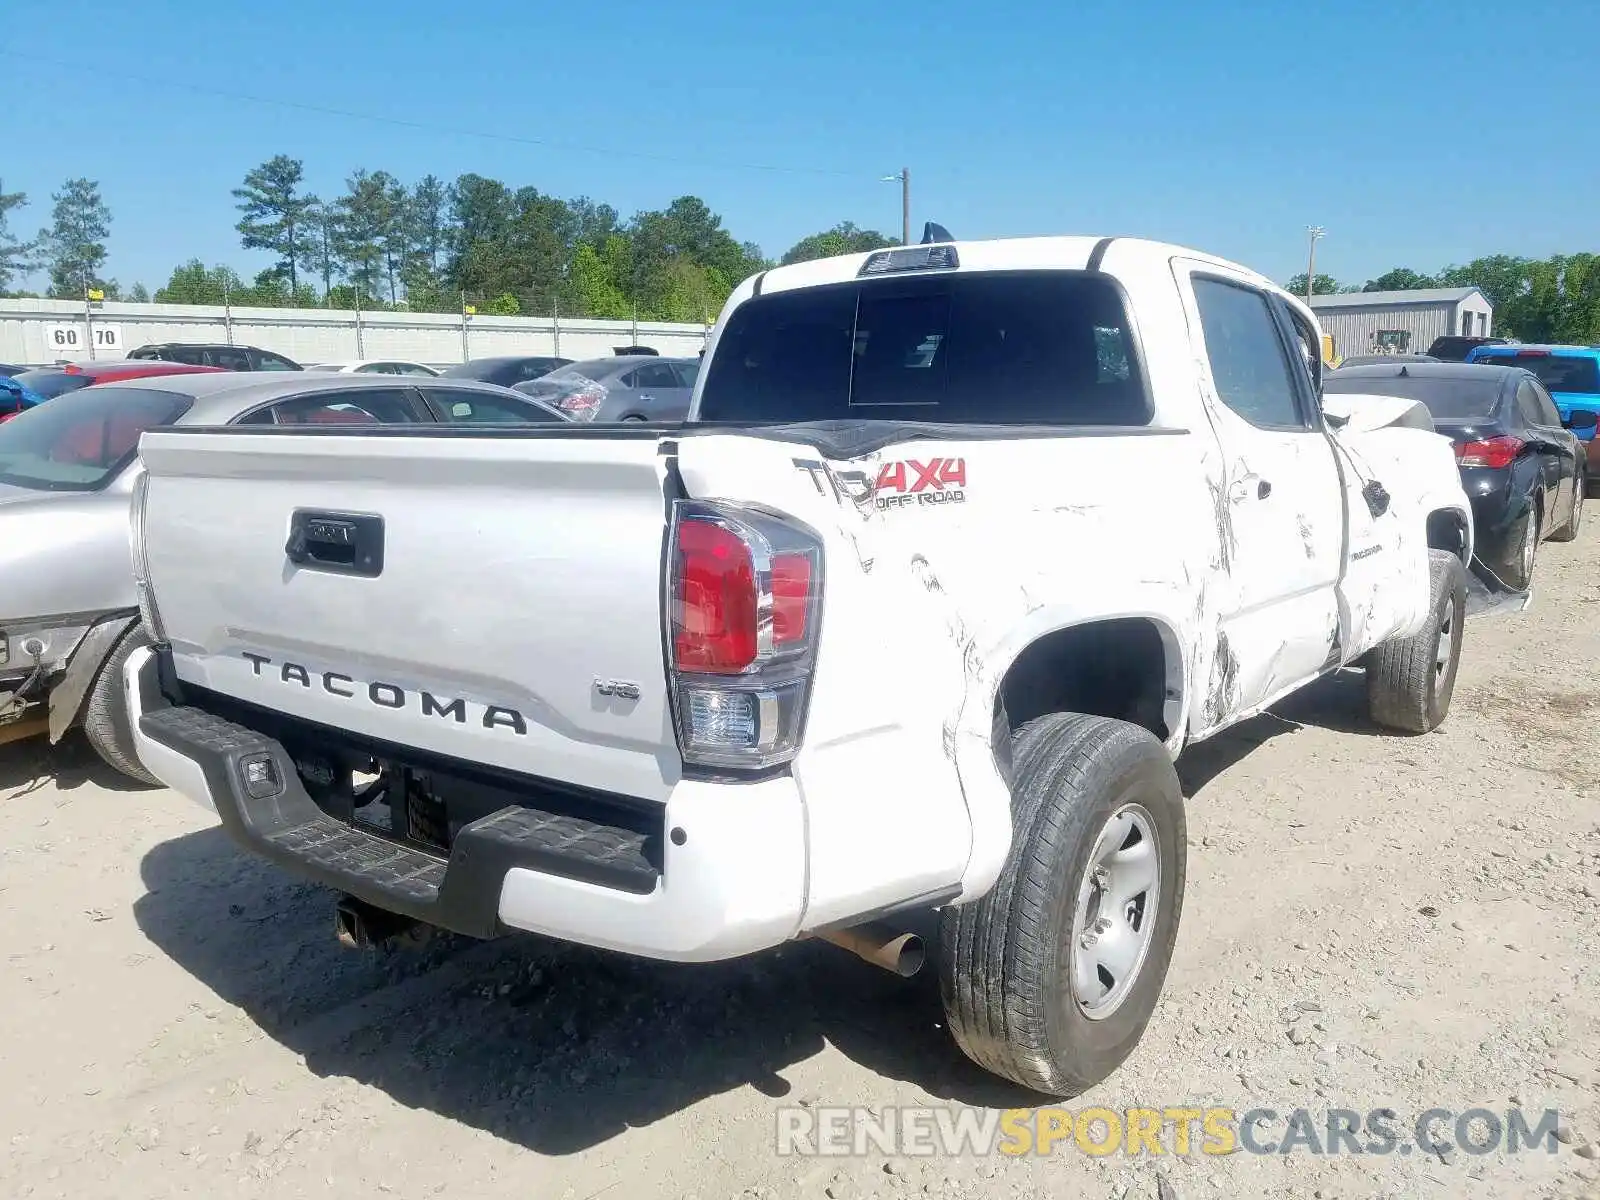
[0,158,897,322]
[1288,259,1600,345]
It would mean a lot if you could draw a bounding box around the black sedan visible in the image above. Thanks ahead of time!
[439,355,571,388]
[1324,362,1593,590]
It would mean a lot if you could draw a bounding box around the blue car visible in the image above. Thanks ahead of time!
[1467,343,1600,491]
[0,375,47,423]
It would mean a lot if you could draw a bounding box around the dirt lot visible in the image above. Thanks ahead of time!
[4,535,1600,1200]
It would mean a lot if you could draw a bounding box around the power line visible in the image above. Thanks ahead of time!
[0,48,863,179]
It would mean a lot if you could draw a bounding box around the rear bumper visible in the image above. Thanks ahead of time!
[125,646,810,962]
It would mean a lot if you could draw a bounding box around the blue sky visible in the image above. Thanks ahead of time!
[2,0,1594,294]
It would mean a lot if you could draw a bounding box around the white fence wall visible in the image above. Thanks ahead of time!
[0,298,713,367]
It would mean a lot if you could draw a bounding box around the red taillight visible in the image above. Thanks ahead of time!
[674,519,759,673]
[1455,435,1523,469]
[770,554,811,646]
[557,384,605,420]
[1516,349,1550,357]
[668,502,823,770]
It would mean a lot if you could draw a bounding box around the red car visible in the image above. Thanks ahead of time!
[7,361,227,415]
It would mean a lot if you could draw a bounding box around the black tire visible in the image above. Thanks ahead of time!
[1550,479,1583,542]
[83,626,162,787]
[1367,549,1467,734]
[1501,503,1540,590]
[938,713,1186,1097]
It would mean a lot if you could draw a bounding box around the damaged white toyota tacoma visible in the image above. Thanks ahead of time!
[124,234,1473,1096]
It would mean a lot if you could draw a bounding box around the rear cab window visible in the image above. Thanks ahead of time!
[1476,352,1600,396]
[696,271,1150,425]
[0,386,191,491]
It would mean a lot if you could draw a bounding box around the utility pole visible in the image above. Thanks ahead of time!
[1305,226,1325,306]
[882,169,911,244]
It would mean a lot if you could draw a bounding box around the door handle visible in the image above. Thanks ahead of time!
[1228,476,1272,503]
[639,394,655,403]
[286,510,385,577]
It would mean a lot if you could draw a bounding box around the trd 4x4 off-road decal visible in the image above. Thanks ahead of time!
[792,456,968,511]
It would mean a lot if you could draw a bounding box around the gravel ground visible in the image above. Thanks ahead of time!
[3,532,1599,1200]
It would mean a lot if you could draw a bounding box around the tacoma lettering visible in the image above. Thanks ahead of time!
[238,652,527,735]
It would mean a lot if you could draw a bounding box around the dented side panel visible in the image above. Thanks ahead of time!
[674,425,1219,920]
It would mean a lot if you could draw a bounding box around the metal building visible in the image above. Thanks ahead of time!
[1310,287,1493,359]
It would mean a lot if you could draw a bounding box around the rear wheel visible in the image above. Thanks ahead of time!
[1503,503,1541,589]
[1367,549,1467,734]
[1551,479,1583,542]
[938,712,1185,1096]
[83,626,162,787]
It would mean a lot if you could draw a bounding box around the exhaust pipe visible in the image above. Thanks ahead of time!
[814,921,925,977]
[334,896,421,949]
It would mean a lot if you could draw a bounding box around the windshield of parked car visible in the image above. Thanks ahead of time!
[1322,371,1501,420]
[0,385,192,491]
[12,369,96,400]
[1474,353,1600,395]
[695,271,1149,424]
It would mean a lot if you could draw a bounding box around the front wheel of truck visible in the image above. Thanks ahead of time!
[1366,548,1467,734]
[938,712,1186,1097]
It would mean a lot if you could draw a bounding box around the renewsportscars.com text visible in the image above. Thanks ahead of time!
[775,1106,1563,1159]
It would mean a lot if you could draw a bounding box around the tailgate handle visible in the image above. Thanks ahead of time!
[286,510,385,577]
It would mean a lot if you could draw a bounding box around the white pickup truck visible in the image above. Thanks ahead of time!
[124,235,1473,1097]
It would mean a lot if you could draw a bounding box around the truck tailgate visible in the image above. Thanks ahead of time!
[136,429,680,801]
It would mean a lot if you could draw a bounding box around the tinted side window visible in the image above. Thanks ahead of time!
[251,388,423,425]
[1515,381,1552,426]
[425,387,561,423]
[167,347,205,365]
[1192,278,1306,429]
[1533,383,1561,426]
[255,352,300,372]
[207,348,253,371]
[698,271,1148,425]
[671,361,701,388]
[631,363,680,390]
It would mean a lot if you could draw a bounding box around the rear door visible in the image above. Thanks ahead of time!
[1520,379,1576,519]
[629,360,690,419]
[1176,264,1346,711]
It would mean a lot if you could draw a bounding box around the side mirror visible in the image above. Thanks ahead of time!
[1562,408,1598,433]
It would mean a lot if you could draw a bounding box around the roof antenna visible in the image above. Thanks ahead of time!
[921,221,953,245]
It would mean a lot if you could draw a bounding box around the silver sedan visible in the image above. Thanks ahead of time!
[0,373,567,782]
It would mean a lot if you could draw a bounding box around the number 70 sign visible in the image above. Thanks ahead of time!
[45,324,122,353]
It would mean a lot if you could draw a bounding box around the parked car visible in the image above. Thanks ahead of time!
[514,355,701,421]
[1335,354,1440,369]
[0,363,27,378]
[0,372,567,778]
[1464,344,1600,488]
[126,343,302,371]
[10,360,226,402]
[304,359,441,377]
[0,376,47,423]
[125,233,1473,1099]
[1428,334,1510,362]
[438,356,571,387]
[1325,361,1588,590]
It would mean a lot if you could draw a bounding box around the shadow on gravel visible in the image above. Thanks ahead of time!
[1178,668,1387,797]
[0,730,152,799]
[136,829,1038,1155]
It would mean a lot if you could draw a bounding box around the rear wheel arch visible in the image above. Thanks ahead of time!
[1425,507,1470,566]
[990,616,1186,752]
